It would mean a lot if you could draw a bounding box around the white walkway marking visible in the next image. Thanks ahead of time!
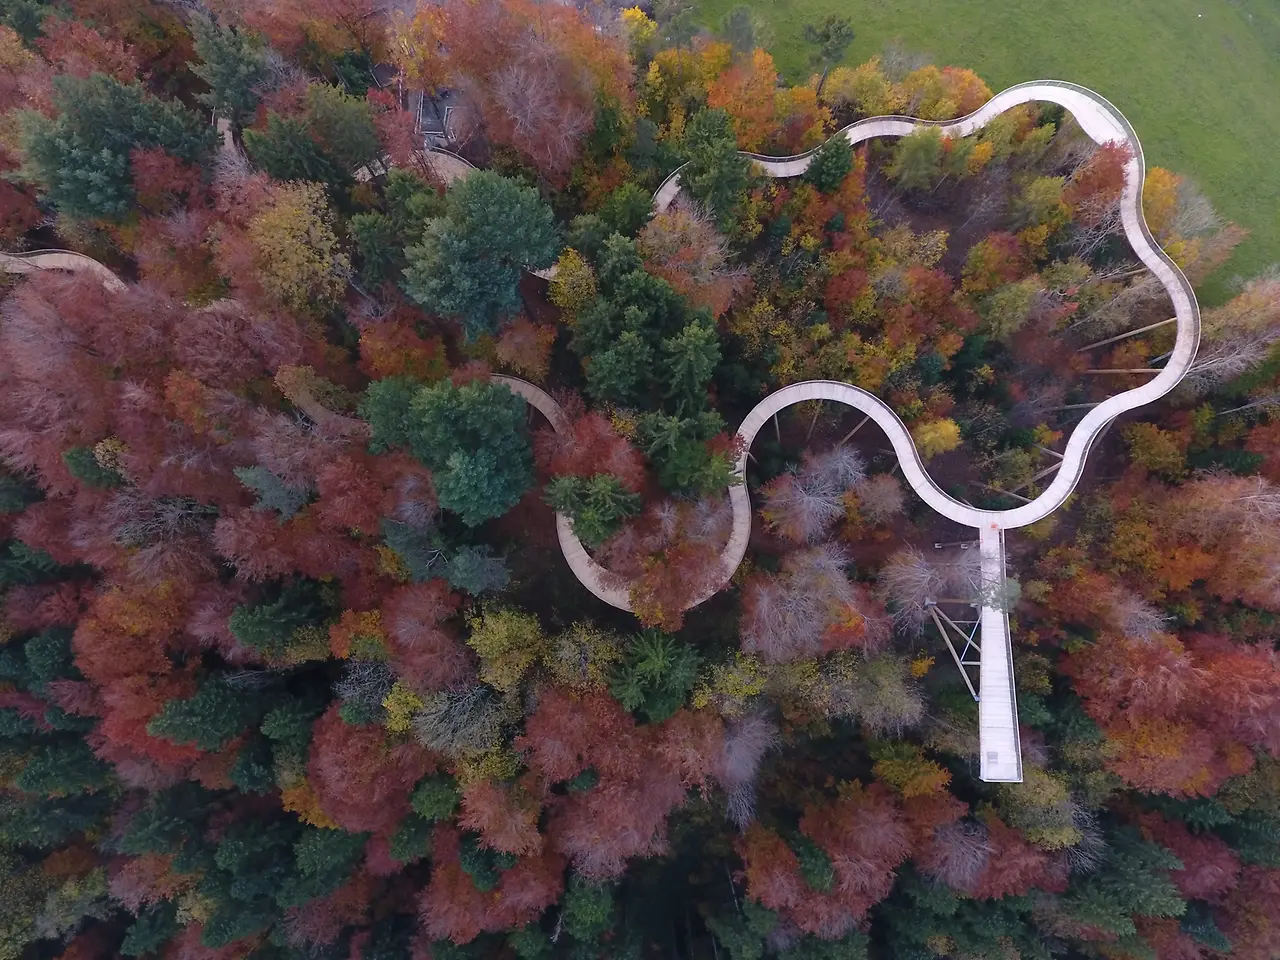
[4,82,1200,782]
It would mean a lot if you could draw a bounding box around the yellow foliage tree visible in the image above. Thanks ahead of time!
[939,66,992,116]
[911,418,962,459]
[246,181,349,316]
[772,85,831,152]
[548,248,597,319]
[1107,515,1161,574]
[878,225,949,270]
[698,40,734,81]
[692,652,767,717]
[285,625,331,665]
[829,333,915,394]
[909,655,934,678]
[726,295,785,359]
[1142,167,1180,243]
[543,622,623,690]
[465,607,549,693]
[897,66,957,121]
[995,767,1083,849]
[871,743,952,798]
[966,139,995,176]
[390,5,451,92]
[281,782,339,829]
[620,6,656,60]
[456,746,520,785]
[1122,422,1187,480]
[820,57,902,115]
[329,609,385,659]
[382,680,425,733]
[640,41,730,132]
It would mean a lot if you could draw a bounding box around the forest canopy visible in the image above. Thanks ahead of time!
[0,1,1278,959]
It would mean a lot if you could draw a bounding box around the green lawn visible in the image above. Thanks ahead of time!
[693,0,1280,303]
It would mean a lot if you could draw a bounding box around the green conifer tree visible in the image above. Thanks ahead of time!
[20,74,214,220]
[403,171,559,339]
[148,679,266,751]
[190,14,267,126]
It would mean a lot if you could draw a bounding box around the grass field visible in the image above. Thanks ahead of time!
[693,0,1280,303]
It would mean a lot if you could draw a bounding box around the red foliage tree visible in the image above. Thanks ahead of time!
[799,781,910,919]
[367,87,424,169]
[425,0,631,182]
[36,16,139,80]
[1063,632,1203,720]
[741,544,885,662]
[961,232,1028,297]
[0,690,53,731]
[5,582,87,631]
[381,581,471,692]
[1063,627,1280,795]
[657,708,726,794]
[739,781,910,938]
[1138,811,1240,904]
[1152,474,1280,612]
[517,688,690,879]
[63,0,192,77]
[1134,917,1208,960]
[108,853,193,912]
[738,824,806,913]
[0,275,131,490]
[419,824,563,943]
[823,267,869,327]
[1245,419,1280,483]
[356,313,449,381]
[130,148,204,214]
[314,453,387,533]
[495,316,556,382]
[0,180,41,245]
[1217,866,1280,960]
[1063,141,1131,226]
[964,811,1052,899]
[536,412,647,494]
[890,266,978,351]
[1105,718,1234,798]
[637,199,749,319]
[1194,637,1280,755]
[629,540,725,632]
[458,779,543,856]
[307,704,433,833]
[161,923,248,960]
[550,767,686,879]
[283,871,374,947]
[212,0,387,59]
[594,498,733,631]
[517,687,622,783]
[133,209,221,297]
[707,48,779,152]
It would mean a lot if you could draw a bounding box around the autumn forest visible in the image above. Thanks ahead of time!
[0,0,1278,957]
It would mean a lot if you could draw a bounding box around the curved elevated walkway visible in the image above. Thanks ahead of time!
[491,376,634,610]
[650,80,1200,584]
[4,81,1201,783]
[0,250,125,291]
